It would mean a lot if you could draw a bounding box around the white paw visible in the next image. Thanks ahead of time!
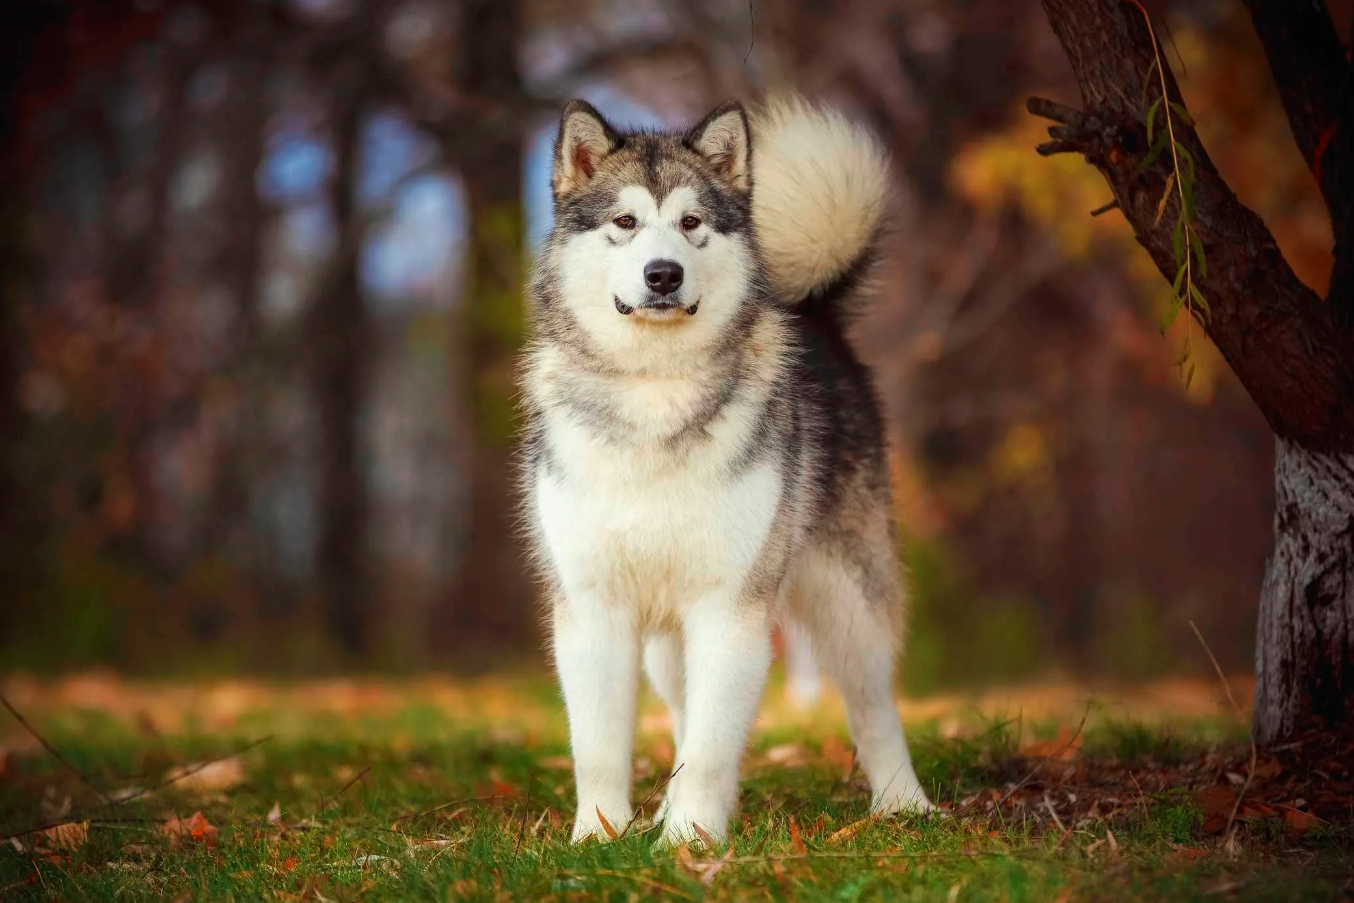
[872,785,937,817]
[655,806,729,849]
[570,804,634,843]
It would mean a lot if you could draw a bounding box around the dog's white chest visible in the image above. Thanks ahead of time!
[534,421,781,615]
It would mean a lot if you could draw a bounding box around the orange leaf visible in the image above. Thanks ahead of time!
[594,807,618,840]
[1020,724,1081,761]
[161,812,219,848]
[827,817,871,843]
[788,815,807,855]
[37,821,88,851]
[1282,807,1322,833]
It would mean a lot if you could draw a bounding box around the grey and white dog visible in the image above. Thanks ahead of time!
[519,95,934,846]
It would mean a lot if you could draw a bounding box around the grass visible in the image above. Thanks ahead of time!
[0,673,1350,902]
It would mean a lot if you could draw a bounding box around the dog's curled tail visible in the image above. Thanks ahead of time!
[750,95,890,304]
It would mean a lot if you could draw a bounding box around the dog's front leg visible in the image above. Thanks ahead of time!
[658,597,771,847]
[553,596,640,842]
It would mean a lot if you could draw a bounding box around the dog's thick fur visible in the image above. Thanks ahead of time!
[520,95,933,846]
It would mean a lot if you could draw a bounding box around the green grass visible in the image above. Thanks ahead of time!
[0,675,1349,902]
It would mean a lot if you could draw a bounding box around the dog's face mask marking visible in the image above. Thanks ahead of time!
[546,100,758,369]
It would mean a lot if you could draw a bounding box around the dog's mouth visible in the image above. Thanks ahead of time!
[615,296,699,317]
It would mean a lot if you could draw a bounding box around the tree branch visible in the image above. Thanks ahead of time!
[1241,2,1348,191]
[1030,0,1354,453]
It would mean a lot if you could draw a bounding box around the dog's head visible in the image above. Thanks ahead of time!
[541,100,760,368]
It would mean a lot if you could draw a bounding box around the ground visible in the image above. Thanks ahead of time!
[0,672,1351,902]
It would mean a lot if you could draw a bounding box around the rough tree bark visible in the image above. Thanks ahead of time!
[1030,0,1354,747]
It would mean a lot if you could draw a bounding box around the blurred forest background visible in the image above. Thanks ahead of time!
[2,0,1348,687]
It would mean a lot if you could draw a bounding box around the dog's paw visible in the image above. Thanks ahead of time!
[871,786,937,818]
[653,807,728,850]
[570,804,635,843]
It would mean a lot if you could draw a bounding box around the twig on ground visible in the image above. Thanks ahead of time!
[390,794,521,826]
[315,765,372,817]
[620,763,684,840]
[0,691,112,806]
[1189,620,1256,848]
[996,702,1093,809]
[513,771,535,861]
[0,722,272,842]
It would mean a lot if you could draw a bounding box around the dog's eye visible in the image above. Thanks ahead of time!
[613,215,636,230]
[681,215,702,231]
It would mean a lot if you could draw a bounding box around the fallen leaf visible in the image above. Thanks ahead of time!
[788,815,807,855]
[537,755,572,771]
[673,842,698,877]
[594,807,618,840]
[166,757,246,793]
[692,822,718,849]
[763,744,807,766]
[266,801,283,826]
[1171,846,1209,862]
[1196,785,1237,835]
[36,821,88,852]
[1282,807,1322,833]
[1020,725,1081,761]
[827,816,871,844]
[161,812,219,848]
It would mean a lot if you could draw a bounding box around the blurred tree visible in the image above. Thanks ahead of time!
[1032,0,1354,746]
[313,30,376,660]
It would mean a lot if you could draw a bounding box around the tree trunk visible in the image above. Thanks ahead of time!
[1254,437,1354,745]
[432,0,532,663]
[313,58,373,660]
[1031,0,1354,749]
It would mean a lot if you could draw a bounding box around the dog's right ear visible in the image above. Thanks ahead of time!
[553,100,621,198]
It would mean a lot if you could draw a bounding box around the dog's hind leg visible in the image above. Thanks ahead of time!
[792,547,934,815]
[553,596,641,842]
[643,631,684,821]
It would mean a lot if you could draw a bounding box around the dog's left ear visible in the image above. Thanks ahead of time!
[685,101,751,192]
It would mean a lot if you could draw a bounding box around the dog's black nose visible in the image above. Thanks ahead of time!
[644,259,684,296]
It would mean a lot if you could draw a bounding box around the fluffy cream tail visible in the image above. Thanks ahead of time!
[750,96,891,303]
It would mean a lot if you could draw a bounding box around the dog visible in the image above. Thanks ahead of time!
[519,95,934,846]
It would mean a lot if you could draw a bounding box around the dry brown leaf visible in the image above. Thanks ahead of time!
[167,757,245,793]
[692,822,718,849]
[788,815,807,855]
[1282,807,1322,833]
[161,811,219,848]
[1195,784,1238,834]
[827,816,872,844]
[37,821,88,852]
[595,807,618,840]
[673,841,698,877]
[1251,758,1284,781]
[763,744,807,766]
[1020,725,1081,761]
